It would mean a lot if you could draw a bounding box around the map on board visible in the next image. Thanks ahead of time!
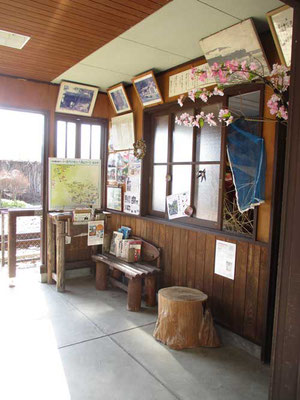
[49,158,101,210]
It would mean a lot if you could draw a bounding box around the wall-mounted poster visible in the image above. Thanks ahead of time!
[214,240,236,280]
[107,186,122,211]
[56,81,98,117]
[132,70,163,108]
[199,19,270,79]
[107,83,132,115]
[49,158,101,211]
[267,5,293,67]
[88,220,105,246]
[110,113,135,151]
[168,63,216,98]
[166,192,190,220]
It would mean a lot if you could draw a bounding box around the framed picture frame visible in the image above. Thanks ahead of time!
[107,83,132,114]
[199,19,270,79]
[106,186,122,211]
[267,5,293,68]
[132,70,163,108]
[56,81,99,117]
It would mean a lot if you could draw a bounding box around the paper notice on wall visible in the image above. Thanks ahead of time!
[88,221,105,246]
[214,240,236,280]
[124,191,140,215]
[166,192,190,219]
[168,63,216,97]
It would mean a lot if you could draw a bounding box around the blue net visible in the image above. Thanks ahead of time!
[227,122,266,213]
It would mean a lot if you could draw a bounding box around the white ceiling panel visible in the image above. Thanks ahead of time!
[199,0,284,31]
[81,37,188,77]
[120,0,239,59]
[52,64,132,90]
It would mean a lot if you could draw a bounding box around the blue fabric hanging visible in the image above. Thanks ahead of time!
[227,122,266,213]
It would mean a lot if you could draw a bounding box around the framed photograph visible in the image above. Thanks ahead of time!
[199,19,270,79]
[107,83,132,114]
[106,186,122,211]
[267,5,293,67]
[132,70,163,108]
[56,81,98,117]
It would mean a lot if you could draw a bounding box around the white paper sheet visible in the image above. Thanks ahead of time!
[214,240,236,280]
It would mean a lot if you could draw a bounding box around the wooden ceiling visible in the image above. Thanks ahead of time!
[0,0,171,83]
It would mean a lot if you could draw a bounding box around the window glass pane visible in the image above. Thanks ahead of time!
[91,125,101,159]
[196,103,221,162]
[194,164,220,222]
[228,91,261,136]
[171,165,191,197]
[152,165,167,212]
[172,110,193,162]
[57,121,66,158]
[81,123,90,159]
[66,122,76,158]
[154,115,168,163]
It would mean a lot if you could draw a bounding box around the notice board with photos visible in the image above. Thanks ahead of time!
[107,113,141,215]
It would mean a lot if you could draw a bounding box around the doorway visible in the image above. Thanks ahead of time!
[0,108,47,278]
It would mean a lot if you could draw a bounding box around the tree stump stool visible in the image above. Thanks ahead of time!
[153,286,220,350]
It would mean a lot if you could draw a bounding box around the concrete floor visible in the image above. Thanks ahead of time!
[0,268,270,400]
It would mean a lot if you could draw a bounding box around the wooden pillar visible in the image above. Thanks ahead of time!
[270,4,300,399]
[8,212,16,279]
[55,220,65,292]
[127,277,142,311]
[145,275,156,307]
[95,261,109,290]
[47,215,55,284]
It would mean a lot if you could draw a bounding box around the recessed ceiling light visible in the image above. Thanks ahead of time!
[0,29,30,49]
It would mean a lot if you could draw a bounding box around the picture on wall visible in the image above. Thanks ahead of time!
[132,70,163,108]
[106,186,122,211]
[199,19,270,79]
[267,5,293,67]
[56,81,98,117]
[107,83,132,114]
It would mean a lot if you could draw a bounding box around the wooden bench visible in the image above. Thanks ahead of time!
[92,238,161,312]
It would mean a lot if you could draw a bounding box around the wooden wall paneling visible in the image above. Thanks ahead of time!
[178,228,188,286]
[164,225,174,287]
[152,222,160,247]
[211,235,225,322]
[232,241,248,334]
[158,224,166,284]
[243,244,261,341]
[203,234,216,301]
[171,227,181,285]
[255,245,269,344]
[186,230,197,288]
[146,221,154,242]
[194,232,206,291]
[221,239,236,328]
[135,218,142,237]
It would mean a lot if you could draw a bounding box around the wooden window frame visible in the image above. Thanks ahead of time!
[54,113,108,208]
[142,83,265,237]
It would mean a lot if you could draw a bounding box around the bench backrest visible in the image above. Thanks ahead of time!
[132,236,160,268]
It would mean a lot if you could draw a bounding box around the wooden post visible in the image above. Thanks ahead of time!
[1,211,5,267]
[127,276,142,311]
[47,215,55,284]
[145,275,156,307]
[95,261,109,290]
[55,220,65,292]
[8,212,16,279]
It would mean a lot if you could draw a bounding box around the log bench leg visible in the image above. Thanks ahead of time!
[145,275,156,307]
[127,276,142,312]
[95,261,109,290]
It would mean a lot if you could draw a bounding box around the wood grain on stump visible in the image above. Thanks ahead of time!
[153,286,220,350]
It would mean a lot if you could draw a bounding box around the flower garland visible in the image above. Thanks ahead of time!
[175,60,289,128]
